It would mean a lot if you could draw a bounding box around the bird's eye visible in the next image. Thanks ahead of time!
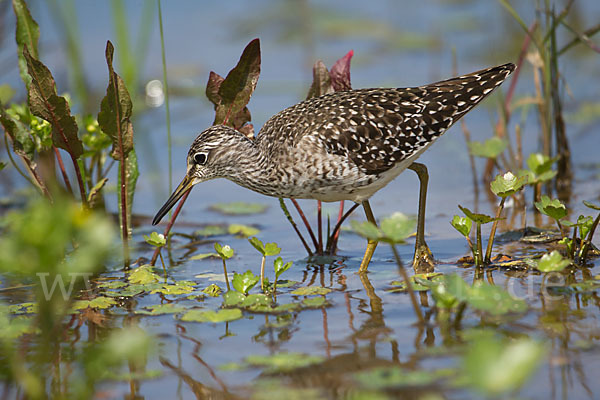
[193,152,208,165]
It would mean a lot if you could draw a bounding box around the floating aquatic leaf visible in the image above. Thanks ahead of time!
[72,296,116,311]
[451,215,472,237]
[223,291,246,307]
[463,334,546,396]
[468,137,507,159]
[301,297,329,308]
[490,171,527,198]
[136,303,186,316]
[195,272,231,282]
[271,303,301,313]
[291,286,331,296]
[274,280,298,288]
[245,352,324,373]
[536,250,570,272]
[534,196,567,221]
[214,242,234,259]
[389,273,443,292]
[202,284,222,297]
[7,302,37,315]
[354,366,453,389]
[232,270,259,295]
[241,293,272,308]
[228,223,260,237]
[190,253,220,260]
[151,280,196,295]
[128,265,160,285]
[210,201,267,215]
[144,231,166,247]
[193,225,227,237]
[180,308,243,323]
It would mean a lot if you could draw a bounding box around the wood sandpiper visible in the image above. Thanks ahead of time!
[153,63,516,272]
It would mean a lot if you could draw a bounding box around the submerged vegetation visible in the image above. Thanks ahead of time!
[0,0,599,398]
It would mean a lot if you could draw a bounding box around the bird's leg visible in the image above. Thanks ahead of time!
[408,163,435,272]
[359,200,378,273]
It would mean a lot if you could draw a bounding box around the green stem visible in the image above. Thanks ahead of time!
[579,213,600,263]
[485,197,506,264]
[222,259,230,291]
[260,255,266,291]
[476,223,483,267]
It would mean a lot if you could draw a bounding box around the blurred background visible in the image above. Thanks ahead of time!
[0,0,599,227]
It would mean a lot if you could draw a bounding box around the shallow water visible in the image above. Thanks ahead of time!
[1,1,600,399]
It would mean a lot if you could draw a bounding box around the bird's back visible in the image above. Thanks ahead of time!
[258,63,515,176]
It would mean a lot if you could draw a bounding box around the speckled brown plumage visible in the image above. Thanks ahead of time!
[153,63,515,225]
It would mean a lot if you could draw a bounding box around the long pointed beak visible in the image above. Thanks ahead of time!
[152,175,195,225]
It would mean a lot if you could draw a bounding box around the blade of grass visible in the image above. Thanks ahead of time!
[157,0,173,200]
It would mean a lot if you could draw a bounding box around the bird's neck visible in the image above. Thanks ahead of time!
[220,133,278,196]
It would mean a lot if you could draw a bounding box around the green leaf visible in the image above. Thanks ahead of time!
[181,308,242,323]
[245,352,324,373]
[144,231,166,247]
[468,137,507,159]
[350,220,381,241]
[87,177,108,208]
[534,196,567,221]
[12,0,39,89]
[263,242,281,256]
[23,47,83,158]
[240,293,272,308]
[136,303,186,315]
[301,297,328,308]
[291,286,331,296]
[232,270,260,295]
[223,291,246,307]
[468,282,527,315]
[97,41,134,160]
[72,296,117,310]
[190,253,219,260]
[458,205,499,225]
[214,242,234,259]
[211,201,267,215]
[248,236,265,255]
[583,200,600,211]
[379,212,415,243]
[451,215,472,237]
[193,225,227,237]
[490,171,527,198]
[202,284,222,297]
[228,223,259,237]
[523,153,558,184]
[151,281,196,295]
[0,108,36,162]
[274,257,292,280]
[119,148,138,236]
[128,265,160,285]
[577,215,594,240]
[214,39,261,127]
[443,274,471,303]
[536,250,570,272]
[463,334,545,396]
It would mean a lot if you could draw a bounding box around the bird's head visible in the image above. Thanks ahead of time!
[152,125,251,225]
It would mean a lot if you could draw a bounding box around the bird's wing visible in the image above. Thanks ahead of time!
[259,63,515,175]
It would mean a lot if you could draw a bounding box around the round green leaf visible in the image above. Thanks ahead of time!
[536,250,570,272]
[490,172,527,198]
[451,215,472,237]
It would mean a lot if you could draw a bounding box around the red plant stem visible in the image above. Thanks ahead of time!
[150,189,191,266]
[317,200,323,254]
[328,202,359,254]
[291,198,319,251]
[53,147,73,195]
[279,198,313,255]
